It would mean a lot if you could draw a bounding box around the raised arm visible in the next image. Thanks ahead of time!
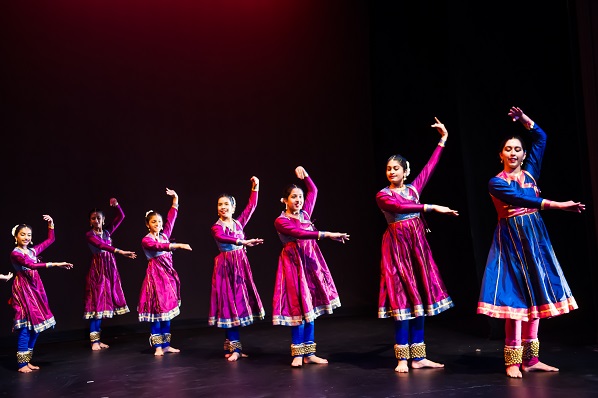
[104,198,125,235]
[162,188,179,238]
[296,167,318,217]
[410,118,447,193]
[31,215,56,255]
[236,177,259,227]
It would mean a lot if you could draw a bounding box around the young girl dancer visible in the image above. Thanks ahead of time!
[477,107,584,378]
[85,198,137,350]
[273,166,349,368]
[210,176,265,362]
[138,188,192,356]
[376,118,458,372]
[10,215,73,372]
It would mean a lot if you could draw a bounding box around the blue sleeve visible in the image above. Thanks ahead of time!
[488,177,544,209]
[523,124,547,180]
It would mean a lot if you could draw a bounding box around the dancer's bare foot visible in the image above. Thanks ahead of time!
[27,363,40,370]
[163,346,180,354]
[303,355,328,365]
[18,366,33,373]
[154,347,164,356]
[411,358,444,369]
[92,342,109,351]
[394,359,409,373]
[225,352,248,359]
[522,361,559,372]
[506,364,522,378]
[227,352,241,362]
[291,357,303,368]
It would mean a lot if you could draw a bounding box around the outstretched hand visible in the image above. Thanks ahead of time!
[432,205,459,216]
[431,117,448,139]
[165,188,178,198]
[56,262,74,269]
[559,201,585,213]
[244,238,264,247]
[120,250,137,259]
[295,166,308,180]
[110,198,119,207]
[328,232,350,243]
[0,272,13,281]
[173,243,192,251]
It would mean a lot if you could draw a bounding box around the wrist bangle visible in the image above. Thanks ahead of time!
[49,224,55,230]
[541,199,550,210]
[424,204,433,212]
[438,139,446,147]
[46,262,53,268]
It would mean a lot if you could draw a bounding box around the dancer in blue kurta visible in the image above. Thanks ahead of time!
[477,106,585,378]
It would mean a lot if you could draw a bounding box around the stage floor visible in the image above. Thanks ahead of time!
[0,314,597,398]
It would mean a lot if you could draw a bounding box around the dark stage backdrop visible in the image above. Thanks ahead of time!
[0,0,595,344]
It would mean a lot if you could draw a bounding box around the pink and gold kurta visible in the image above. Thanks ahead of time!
[10,228,57,333]
[209,190,265,328]
[376,145,454,321]
[138,206,181,322]
[84,204,129,319]
[272,176,340,326]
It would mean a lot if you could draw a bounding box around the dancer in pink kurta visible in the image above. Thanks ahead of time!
[138,188,192,356]
[10,215,73,372]
[210,176,265,361]
[273,166,350,368]
[376,118,458,373]
[85,198,137,350]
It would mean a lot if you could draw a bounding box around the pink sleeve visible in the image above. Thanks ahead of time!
[302,176,318,217]
[236,190,257,228]
[85,233,117,253]
[11,251,53,270]
[105,204,125,235]
[274,217,320,240]
[211,224,239,245]
[31,228,55,256]
[162,206,178,238]
[411,145,444,194]
[376,191,425,214]
[141,236,171,252]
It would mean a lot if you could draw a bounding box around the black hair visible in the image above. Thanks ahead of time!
[281,184,302,201]
[386,154,409,170]
[217,193,236,208]
[145,211,161,224]
[499,135,527,153]
[88,208,104,219]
